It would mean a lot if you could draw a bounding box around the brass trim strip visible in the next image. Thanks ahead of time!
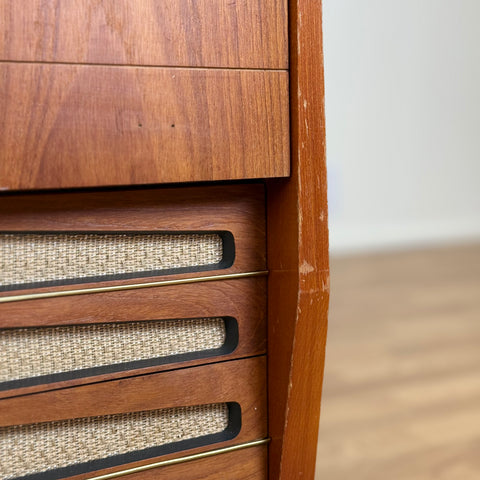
[87,438,270,480]
[0,271,268,304]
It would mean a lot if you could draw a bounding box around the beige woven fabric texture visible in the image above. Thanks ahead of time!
[0,403,229,479]
[0,233,223,287]
[0,318,226,383]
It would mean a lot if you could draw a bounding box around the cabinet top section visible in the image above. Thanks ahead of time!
[0,0,288,69]
[0,65,290,190]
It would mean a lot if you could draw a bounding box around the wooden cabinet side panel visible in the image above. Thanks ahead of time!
[267,0,329,478]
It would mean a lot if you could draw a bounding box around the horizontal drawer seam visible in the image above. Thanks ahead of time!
[0,59,288,73]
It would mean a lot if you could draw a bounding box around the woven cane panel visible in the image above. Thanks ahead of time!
[0,404,229,479]
[0,318,226,383]
[0,233,223,288]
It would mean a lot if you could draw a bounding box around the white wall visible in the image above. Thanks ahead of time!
[324,0,480,254]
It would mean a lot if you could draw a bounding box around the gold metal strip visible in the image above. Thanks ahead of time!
[87,438,270,480]
[0,271,268,304]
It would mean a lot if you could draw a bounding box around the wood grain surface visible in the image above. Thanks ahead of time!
[0,0,287,69]
[0,64,289,190]
[266,0,329,478]
[115,445,267,480]
[0,277,266,398]
[0,185,266,299]
[0,356,267,430]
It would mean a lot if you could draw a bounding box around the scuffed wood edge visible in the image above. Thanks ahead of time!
[267,0,329,478]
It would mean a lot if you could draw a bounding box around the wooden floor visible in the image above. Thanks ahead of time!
[315,244,480,480]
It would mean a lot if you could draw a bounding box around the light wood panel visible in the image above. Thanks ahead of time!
[266,1,329,479]
[0,0,287,69]
[316,245,480,480]
[0,64,289,190]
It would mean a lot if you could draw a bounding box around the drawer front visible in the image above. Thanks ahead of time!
[0,185,266,295]
[0,0,287,69]
[0,357,267,480]
[0,64,289,190]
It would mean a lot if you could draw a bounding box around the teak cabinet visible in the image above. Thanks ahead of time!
[0,2,329,479]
